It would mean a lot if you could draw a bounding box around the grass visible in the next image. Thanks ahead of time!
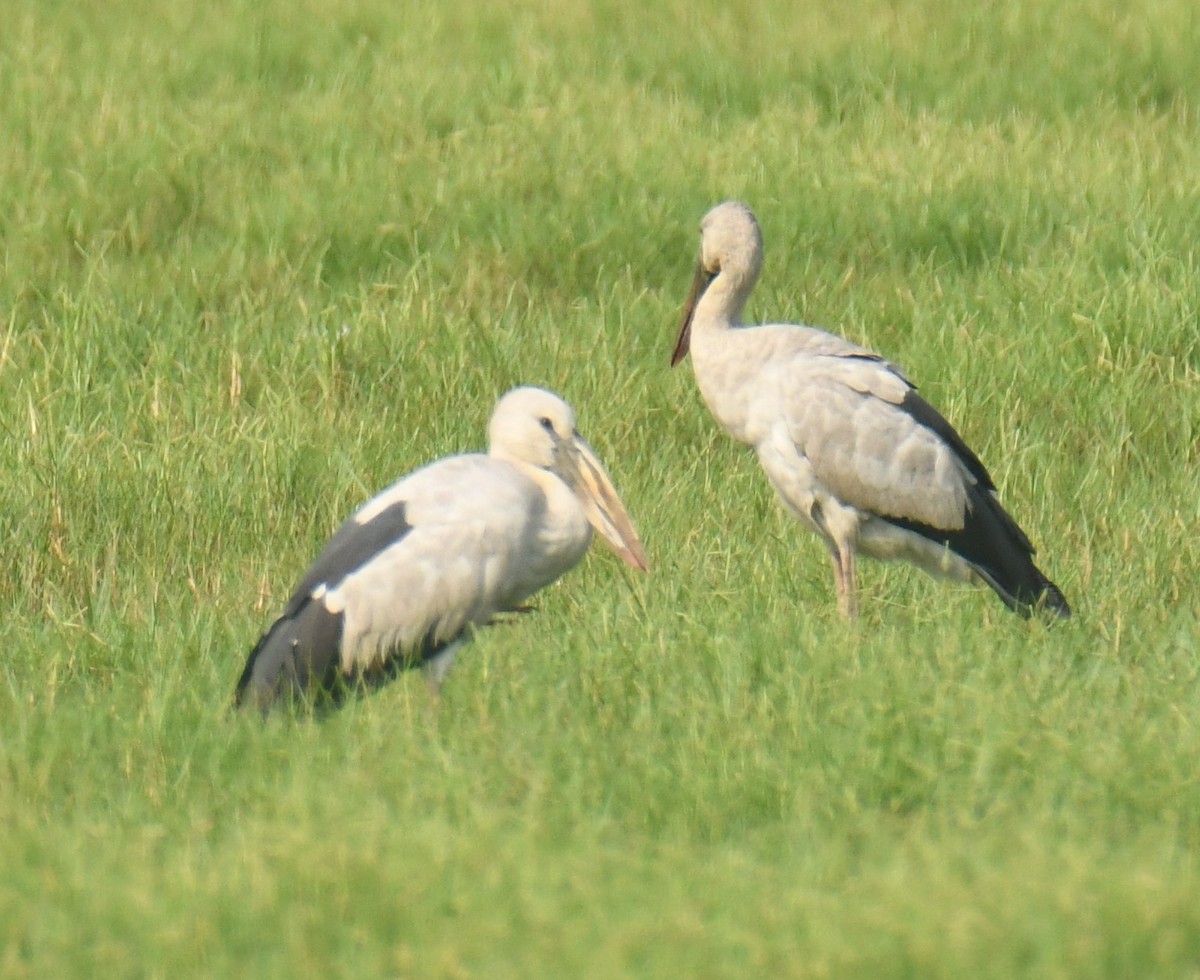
[2,0,1200,974]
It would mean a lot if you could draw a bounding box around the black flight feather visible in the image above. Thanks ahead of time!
[234,499,422,711]
[883,391,1069,618]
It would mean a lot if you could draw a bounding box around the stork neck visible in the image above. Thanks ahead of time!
[513,464,590,547]
[686,271,764,447]
[695,269,753,335]
[530,464,594,591]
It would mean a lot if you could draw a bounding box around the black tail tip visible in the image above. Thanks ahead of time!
[1045,582,1071,619]
[231,680,276,717]
[1017,579,1071,620]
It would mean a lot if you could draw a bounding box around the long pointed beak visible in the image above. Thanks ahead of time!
[563,435,648,572]
[671,261,716,367]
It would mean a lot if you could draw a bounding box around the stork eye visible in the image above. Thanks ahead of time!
[539,416,555,432]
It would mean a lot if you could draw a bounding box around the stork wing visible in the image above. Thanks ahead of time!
[775,350,995,532]
[235,455,544,708]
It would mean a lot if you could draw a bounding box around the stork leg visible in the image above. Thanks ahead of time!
[829,542,859,620]
[422,639,463,701]
[809,502,860,621]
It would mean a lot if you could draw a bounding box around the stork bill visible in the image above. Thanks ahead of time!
[672,200,1069,621]
[235,386,648,713]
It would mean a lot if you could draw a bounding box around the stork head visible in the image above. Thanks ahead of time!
[671,200,764,366]
[489,387,648,571]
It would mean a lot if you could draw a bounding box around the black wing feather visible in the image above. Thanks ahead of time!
[881,394,1068,617]
[283,500,413,616]
[234,499,419,711]
[234,596,345,712]
[895,389,996,494]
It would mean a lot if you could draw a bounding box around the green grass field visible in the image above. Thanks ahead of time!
[3,0,1200,974]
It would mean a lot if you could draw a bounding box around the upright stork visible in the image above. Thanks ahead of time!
[671,200,1068,620]
[235,386,648,712]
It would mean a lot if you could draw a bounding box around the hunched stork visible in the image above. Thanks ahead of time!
[235,386,648,712]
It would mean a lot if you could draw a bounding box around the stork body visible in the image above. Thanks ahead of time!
[672,201,1068,620]
[235,386,647,712]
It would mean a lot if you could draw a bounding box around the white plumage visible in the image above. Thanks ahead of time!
[235,386,647,711]
[672,201,1068,620]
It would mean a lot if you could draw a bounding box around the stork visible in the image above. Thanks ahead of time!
[671,200,1069,620]
[235,386,648,712]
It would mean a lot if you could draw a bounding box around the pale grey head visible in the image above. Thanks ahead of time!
[488,386,648,571]
[671,201,765,366]
[698,200,764,287]
[488,385,580,471]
